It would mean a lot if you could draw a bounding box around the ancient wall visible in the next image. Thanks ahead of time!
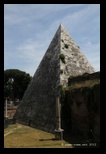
[60,24,95,86]
[62,77,100,142]
[14,24,61,133]
[68,71,100,86]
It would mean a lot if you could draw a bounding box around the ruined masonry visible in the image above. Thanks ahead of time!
[14,24,95,133]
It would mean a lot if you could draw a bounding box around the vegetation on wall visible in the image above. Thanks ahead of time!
[59,79,99,105]
[60,69,64,74]
[59,53,65,64]
[64,44,69,49]
[61,79,100,137]
[66,79,100,91]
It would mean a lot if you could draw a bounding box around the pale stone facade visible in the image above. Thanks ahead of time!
[14,24,95,133]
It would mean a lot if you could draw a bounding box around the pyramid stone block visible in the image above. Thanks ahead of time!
[14,24,95,133]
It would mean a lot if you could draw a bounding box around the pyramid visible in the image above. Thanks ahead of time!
[14,24,95,133]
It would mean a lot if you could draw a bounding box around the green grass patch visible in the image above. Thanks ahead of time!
[66,79,100,91]
[4,123,73,148]
[4,123,19,134]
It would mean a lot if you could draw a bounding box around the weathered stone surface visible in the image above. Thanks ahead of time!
[14,24,95,133]
[60,24,95,86]
[62,76,100,142]
[68,71,100,86]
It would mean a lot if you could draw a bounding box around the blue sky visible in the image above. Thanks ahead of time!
[4,4,100,76]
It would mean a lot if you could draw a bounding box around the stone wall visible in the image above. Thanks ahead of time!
[60,24,95,86]
[68,71,100,86]
[62,83,100,142]
[14,24,61,133]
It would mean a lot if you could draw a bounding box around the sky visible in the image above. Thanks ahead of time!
[4,4,100,77]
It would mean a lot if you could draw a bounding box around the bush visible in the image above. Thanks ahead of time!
[59,53,65,64]
[64,44,69,49]
[60,69,63,74]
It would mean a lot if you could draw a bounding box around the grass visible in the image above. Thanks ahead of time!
[4,123,19,134]
[66,79,100,91]
[4,123,73,148]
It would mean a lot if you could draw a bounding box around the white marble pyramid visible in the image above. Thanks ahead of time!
[14,24,95,133]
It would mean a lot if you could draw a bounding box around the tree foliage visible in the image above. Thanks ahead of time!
[4,69,32,100]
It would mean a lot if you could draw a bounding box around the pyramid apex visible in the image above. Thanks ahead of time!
[59,23,64,28]
[60,22,63,26]
[57,23,66,33]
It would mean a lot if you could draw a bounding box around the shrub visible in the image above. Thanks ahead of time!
[64,44,69,49]
[59,53,65,64]
[60,69,63,74]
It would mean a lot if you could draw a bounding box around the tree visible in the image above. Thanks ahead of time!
[4,69,32,100]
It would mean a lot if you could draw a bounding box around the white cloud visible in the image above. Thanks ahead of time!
[61,4,99,32]
[81,42,100,71]
[4,4,100,76]
[16,37,50,59]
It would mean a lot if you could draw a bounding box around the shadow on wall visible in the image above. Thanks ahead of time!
[61,82,100,148]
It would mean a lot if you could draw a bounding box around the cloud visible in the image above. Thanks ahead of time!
[5,4,94,26]
[5,38,50,76]
[17,39,46,67]
[81,42,100,71]
[60,4,100,33]
[4,4,100,76]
